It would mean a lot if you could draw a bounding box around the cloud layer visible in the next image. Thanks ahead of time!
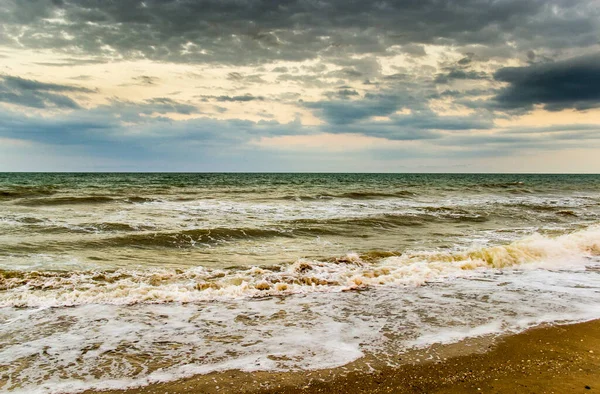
[493,53,600,111]
[0,0,599,171]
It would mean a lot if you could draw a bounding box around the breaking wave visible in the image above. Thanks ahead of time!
[2,225,599,308]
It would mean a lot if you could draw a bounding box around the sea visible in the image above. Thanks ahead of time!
[1,173,600,393]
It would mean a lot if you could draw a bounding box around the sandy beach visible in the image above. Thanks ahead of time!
[85,319,600,394]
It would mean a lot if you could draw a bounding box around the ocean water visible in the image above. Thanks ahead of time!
[1,173,600,393]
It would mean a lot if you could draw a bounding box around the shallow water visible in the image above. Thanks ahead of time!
[1,173,600,393]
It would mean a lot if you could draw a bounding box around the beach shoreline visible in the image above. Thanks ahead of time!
[3,174,600,393]
[85,318,600,394]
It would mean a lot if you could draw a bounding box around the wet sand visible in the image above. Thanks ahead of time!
[88,319,600,394]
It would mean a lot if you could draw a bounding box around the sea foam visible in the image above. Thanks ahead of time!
[1,262,599,394]
[1,225,600,308]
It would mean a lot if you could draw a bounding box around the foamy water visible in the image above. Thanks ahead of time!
[1,226,600,308]
[1,173,600,393]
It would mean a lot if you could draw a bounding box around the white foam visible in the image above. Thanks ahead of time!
[2,263,600,393]
[1,296,378,393]
[2,225,600,308]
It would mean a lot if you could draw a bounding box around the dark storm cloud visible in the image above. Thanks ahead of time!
[492,53,600,112]
[1,0,598,65]
[0,75,95,109]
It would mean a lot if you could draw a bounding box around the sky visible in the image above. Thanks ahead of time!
[0,0,599,172]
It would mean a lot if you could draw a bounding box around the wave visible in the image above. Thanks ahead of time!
[0,185,58,199]
[288,211,489,229]
[96,227,299,248]
[17,196,116,206]
[89,212,488,248]
[1,216,46,224]
[474,181,537,194]
[499,201,594,216]
[86,224,364,248]
[43,222,156,234]
[478,181,526,188]
[1,212,487,250]
[2,225,599,307]
[0,216,157,236]
[280,190,416,201]
[14,195,161,206]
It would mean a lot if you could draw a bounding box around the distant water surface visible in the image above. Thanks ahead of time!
[1,173,600,393]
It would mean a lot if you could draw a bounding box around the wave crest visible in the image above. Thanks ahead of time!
[2,225,599,308]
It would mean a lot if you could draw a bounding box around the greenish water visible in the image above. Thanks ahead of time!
[1,173,600,393]
[2,173,600,270]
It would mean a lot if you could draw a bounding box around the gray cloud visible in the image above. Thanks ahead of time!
[493,53,600,112]
[324,89,360,100]
[303,90,494,141]
[501,124,600,135]
[390,112,494,131]
[139,98,199,115]
[0,75,95,109]
[1,0,598,67]
[131,75,160,86]
[226,72,266,84]
[305,93,406,125]
[401,44,427,57]
[1,100,598,172]
[34,58,106,67]
[1,75,94,93]
[227,72,244,81]
[69,75,93,81]
[434,69,489,84]
[457,53,474,65]
[201,94,266,102]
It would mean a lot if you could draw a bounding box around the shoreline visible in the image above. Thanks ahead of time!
[85,319,600,394]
